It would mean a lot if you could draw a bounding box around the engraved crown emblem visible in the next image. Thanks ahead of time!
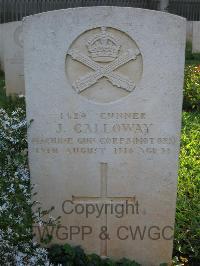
[87,27,121,62]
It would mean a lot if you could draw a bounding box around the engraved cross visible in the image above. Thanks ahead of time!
[72,162,135,257]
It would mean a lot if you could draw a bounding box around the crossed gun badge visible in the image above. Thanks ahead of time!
[67,48,140,93]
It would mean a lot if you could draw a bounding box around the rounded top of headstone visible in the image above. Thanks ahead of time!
[23,6,186,24]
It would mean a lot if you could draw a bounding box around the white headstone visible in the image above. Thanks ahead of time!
[3,21,25,95]
[159,0,169,11]
[0,23,4,71]
[192,21,200,53]
[186,21,193,42]
[24,7,186,266]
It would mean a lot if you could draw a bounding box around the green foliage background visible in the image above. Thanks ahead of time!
[174,112,200,265]
[183,66,200,111]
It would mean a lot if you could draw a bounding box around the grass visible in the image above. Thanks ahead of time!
[174,112,200,265]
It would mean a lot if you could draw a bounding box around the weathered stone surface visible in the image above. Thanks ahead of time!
[192,21,200,53]
[3,21,24,95]
[186,21,193,42]
[0,24,4,71]
[24,7,186,266]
